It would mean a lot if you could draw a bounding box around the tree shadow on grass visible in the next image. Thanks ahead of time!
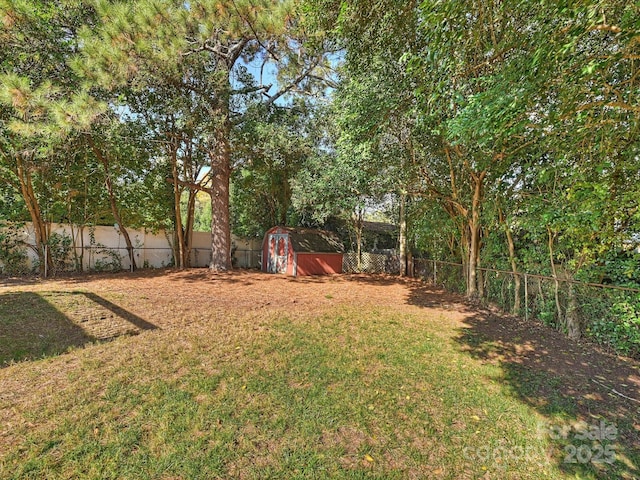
[164,268,258,286]
[78,292,158,332]
[450,303,640,479]
[39,267,178,284]
[0,291,159,367]
[354,275,640,478]
[15,267,261,287]
[0,292,95,367]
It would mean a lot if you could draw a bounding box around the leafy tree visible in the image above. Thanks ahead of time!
[77,0,333,270]
[127,85,211,268]
[231,100,317,237]
[0,0,100,273]
[85,119,161,271]
[318,0,639,305]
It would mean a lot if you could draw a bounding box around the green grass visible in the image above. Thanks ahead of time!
[0,293,637,478]
[0,292,93,365]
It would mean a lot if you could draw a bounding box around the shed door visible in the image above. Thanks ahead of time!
[268,234,288,274]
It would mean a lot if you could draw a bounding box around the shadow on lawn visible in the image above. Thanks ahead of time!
[26,267,262,287]
[342,275,640,476]
[0,291,158,367]
[76,292,158,332]
[44,267,179,284]
[165,268,258,286]
[0,292,94,367]
[416,285,640,478]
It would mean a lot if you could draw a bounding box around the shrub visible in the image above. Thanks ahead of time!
[588,298,640,358]
[0,225,30,275]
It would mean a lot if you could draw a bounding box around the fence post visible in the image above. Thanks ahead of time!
[433,259,437,285]
[524,273,528,322]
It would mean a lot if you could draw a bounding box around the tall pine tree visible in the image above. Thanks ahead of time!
[77,0,332,270]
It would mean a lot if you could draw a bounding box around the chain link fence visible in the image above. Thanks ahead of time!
[414,259,640,358]
[342,252,401,274]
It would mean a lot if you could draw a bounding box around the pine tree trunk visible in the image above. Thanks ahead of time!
[209,110,232,272]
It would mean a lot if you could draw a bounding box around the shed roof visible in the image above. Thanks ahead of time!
[276,227,344,253]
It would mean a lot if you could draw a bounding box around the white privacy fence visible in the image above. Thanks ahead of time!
[0,222,262,273]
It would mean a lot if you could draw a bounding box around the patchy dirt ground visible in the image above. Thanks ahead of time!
[1,269,639,457]
[1,269,473,339]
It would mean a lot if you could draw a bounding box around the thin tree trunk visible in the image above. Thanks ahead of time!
[506,224,521,314]
[354,205,364,272]
[399,193,407,276]
[477,263,485,298]
[459,221,470,290]
[69,223,79,271]
[467,171,486,298]
[16,156,50,274]
[105,169,136,271]
[79,176,89,271]
[183,190,197,268]
[499,207,521,314]
[89,138,136,271]
[547,227,562,327]
[448,233,456,257]
[468,208,478,297]
[171,146,186,269]
[566,281,581,340]
[78,225,85,272]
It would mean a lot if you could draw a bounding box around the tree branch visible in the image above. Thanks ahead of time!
[230,83,272,96]
[166,177,212,193]
[226,37,249,66]
[264,56,322,107]
[229,0,280,62]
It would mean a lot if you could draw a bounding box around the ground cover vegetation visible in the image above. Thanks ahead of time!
[0,271,639,478]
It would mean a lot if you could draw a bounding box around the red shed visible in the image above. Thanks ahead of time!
[262,226,344,276]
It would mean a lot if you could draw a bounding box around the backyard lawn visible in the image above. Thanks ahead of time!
[0,270,638,479]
